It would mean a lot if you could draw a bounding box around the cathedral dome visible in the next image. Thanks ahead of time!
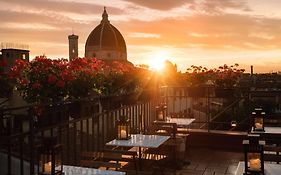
[85,8,127,61]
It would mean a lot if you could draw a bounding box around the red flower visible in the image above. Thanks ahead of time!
[48,75,57,84]
[20,78,28,85]
[32,82,42,89]
[56,80,65,88]
[61,71,73,81]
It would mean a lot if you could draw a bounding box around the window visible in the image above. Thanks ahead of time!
[22,54,26,60]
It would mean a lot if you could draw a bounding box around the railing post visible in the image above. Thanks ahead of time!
[7,118,12,175]
[28,107,35,175]
[207,86,211,132]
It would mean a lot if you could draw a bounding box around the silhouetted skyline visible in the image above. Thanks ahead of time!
[1,0,281,72]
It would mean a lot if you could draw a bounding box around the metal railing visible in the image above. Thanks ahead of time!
[0,98,155,175]
[1,87,279,174]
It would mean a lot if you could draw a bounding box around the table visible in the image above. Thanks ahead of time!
[166,118,195,127]
[165,118,195,167]
[251,127,281,135]
[106,134,170,170]
[63,165,125,175]
[235,161,281,175]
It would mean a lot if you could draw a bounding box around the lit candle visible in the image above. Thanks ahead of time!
[44,162,52,173]
[249,158,261,170]
[255,122,262,129]
[120,129,127,139]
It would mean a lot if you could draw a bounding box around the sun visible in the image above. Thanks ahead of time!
[149,51,169,71]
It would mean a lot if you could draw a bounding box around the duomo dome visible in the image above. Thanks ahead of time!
[85,8,127,61]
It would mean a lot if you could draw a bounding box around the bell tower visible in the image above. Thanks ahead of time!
[68,34,78,61]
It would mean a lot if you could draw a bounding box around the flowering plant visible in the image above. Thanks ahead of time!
[68,57,105,98]
[211,64,245,88]
[185,65,212,87]
[10,56,70,103]
[9,56,143,103]
[102,61,140,95]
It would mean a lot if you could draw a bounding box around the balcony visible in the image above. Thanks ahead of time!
[1,89,280,175]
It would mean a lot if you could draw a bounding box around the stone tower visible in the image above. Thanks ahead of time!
[68,34,79,61]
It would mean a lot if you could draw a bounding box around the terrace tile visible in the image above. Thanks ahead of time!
[179,147,242,175]
[122,147,243,175]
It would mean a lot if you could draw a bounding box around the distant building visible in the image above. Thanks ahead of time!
[68,34,79,61]
[84,7,127,61]
[0,43,29,72]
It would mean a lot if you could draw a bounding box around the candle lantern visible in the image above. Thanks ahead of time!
[37,137,63,175]
[156,103,167,121]
[252,108,265,131]
[243,134,265,175]
[231,120,237,127]
[117,116,131,140]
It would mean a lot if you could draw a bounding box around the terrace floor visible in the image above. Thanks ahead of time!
[178,147,243,175]
[122,147,243,175]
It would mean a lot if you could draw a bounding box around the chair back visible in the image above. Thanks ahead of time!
[150,121,177,138]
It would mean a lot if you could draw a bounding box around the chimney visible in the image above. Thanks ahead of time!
[251,65,253,75]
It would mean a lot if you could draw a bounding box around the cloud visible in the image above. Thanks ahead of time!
[122,0,250,14]
[120,12,281,51]
[1,22,59,31]
[249,33,274,40]
[189,33,209,37]
[0,0,123,15]
[122,0,192,10]
[192,0,251,14]
[128,32,160,38]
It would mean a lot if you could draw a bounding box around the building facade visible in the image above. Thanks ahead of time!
[0,48,29,72]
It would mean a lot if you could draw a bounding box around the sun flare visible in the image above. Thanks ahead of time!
[149,51,169,71]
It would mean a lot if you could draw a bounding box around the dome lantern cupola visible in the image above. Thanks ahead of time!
[101,7,109,23]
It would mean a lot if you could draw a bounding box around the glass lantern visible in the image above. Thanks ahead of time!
[231,120,237,127]
[116,116,131,140]
[252,108,265,131]
[156,103,167,121]
[243,135,265,175]
[37,137,63,175]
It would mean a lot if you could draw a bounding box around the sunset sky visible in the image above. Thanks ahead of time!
[1,0,281,73]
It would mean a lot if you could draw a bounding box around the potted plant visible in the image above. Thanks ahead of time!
[212,64,245,97]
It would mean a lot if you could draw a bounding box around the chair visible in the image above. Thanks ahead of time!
[150,121,177,138]
[80,149,138,171]
[264,145,281,164]
[145,121,186,173]
[80,151,122,170]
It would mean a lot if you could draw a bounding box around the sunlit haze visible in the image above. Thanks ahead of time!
[148,51,170,71]
[1,0,281,73]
